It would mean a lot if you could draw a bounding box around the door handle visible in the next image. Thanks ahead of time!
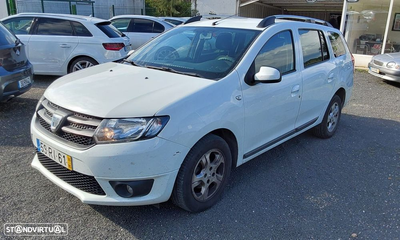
[328,73,335,83]
[291,84,300,97]
[60,44,71,48]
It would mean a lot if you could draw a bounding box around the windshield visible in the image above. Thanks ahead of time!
[127,26,260,80]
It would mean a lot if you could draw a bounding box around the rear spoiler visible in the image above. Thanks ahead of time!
[184,16,202,24]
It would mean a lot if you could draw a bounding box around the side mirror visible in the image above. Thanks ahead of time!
[254,66,281,83]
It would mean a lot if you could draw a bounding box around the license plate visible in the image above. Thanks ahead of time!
[18,76,31,89]
[36,139,73,170]
[370,67,380,74]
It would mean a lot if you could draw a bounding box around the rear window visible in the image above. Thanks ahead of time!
[0,22,17,46]
[96,22,123,38]
[36,18,73,36]
[328,32,347,57]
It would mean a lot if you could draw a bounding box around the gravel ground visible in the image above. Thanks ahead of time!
[0,71,399,239]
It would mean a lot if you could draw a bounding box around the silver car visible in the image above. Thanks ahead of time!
[368,52,400,83]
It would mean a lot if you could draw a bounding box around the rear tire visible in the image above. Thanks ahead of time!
[313,95,342,139]
[68,57,97,73]
[172,134,232,213]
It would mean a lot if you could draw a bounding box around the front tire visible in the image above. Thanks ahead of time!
[313,95,342,139]
[172,134,232,212]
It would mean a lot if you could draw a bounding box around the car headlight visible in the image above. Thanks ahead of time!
[94,116,169,143]
[386,61,397,68]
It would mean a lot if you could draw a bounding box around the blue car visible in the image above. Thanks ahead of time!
[0,21,33,102]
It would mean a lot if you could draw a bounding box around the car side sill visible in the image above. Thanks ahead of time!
[243,117,318,159]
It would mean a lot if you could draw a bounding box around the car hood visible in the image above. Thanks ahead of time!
[373,52,400,62]
[45,62,214,118]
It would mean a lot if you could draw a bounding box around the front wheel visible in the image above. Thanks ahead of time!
[312,95,342,139]
[172,134,232,212]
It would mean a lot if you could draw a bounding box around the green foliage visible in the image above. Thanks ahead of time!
[146,0,191,17]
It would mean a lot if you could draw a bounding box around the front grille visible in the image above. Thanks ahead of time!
[37,151,106,196]
[374,60,384,66]
[36,99,101,148]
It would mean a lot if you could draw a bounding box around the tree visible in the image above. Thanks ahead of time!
[146,0,191,17]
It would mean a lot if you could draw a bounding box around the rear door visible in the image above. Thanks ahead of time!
[295,29,336,128]
[28,18,78,74]
[127,18,165,49]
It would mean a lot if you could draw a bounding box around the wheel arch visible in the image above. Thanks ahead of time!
[67,55,98,73]
[208,128,239,170]
[334,87,346,107]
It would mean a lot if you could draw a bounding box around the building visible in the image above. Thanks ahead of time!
[193,0,400,68]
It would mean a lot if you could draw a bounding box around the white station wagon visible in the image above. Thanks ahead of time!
[31,15,354,212]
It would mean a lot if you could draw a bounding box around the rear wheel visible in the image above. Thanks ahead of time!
[313,95,342,139]
[68,57,97,73]
[172,134,232,212]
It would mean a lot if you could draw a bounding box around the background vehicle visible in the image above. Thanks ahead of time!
[30,15,353,212]
[110,15,174,50]
[159,17,189,25]
[0,20,32,101]
[2,13,131,76]
[368,52,400,83]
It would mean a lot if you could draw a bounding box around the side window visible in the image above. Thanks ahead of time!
[110,18,130,32]
[35,18,73,36]
[254,30,295,74]
[153,22,165,33]
[131,19,153,33]
[2,17,34,35]
[71,21,92,37]
[328,31,346,57]
[299,29,329,68]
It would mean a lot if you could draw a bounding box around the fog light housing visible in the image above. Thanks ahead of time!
[110,180,154,198]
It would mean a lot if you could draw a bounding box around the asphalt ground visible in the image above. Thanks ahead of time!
[0,71,399,239]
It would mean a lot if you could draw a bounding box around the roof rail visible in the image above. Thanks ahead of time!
[257,15,333,28]
[184,16,202,24]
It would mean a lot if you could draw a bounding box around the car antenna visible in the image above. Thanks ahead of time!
[212,15,240,26]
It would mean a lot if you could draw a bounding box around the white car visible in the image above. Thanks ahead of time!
[110,15,174,50]
[2,13,131,76]
[31,15,354,212]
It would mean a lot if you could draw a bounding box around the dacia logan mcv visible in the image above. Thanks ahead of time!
[31,15,354,212]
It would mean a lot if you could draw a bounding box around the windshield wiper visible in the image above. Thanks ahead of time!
[122,59,140,66]
[145,65,203,78]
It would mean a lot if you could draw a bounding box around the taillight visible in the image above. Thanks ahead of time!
[102,43,124,51]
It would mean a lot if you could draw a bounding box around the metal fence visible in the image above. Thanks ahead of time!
[16,0,144,20]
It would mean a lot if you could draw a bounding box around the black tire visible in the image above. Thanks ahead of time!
[312,95,342,139]
[154,46,179,61]
[172,134,232,213]
[68,57,98,73]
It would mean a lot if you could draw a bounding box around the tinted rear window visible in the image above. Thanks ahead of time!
[36,18,73,36]
[96,22,123,38]
[0,22,17,46]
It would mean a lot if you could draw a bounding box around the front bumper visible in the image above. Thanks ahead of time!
[368,62,400,82]
[31,114,189,206]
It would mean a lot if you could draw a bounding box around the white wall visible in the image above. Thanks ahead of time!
[0,0,9,19]
[192,0,238,16]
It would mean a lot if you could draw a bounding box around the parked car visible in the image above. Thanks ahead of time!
[31,15,353,212]
[110,15,174,50]
[368,52,400,83]
[159,17,189,25]
[2,13,131,76]
[0,20,33,101]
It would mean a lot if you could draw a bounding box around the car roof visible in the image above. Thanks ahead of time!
[183,15,335,31]
[3,13,108,24]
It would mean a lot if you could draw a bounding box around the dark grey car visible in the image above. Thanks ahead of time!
[0,21,33,102]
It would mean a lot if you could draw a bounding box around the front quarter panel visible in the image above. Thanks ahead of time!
[156,71,245,166]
